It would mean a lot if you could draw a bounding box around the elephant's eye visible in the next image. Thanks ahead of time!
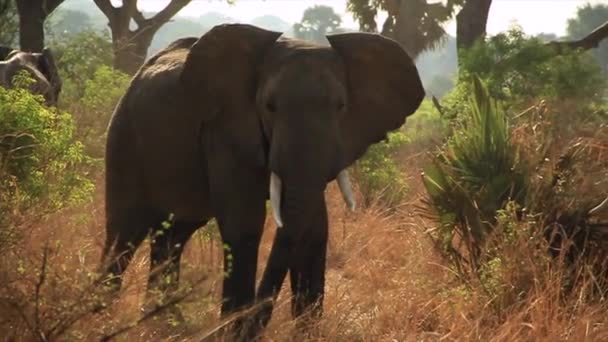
[337,101,345,111]
[266,100,277,113]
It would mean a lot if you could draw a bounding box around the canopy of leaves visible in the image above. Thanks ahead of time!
[567,3,608,72]
[293,5,342,44]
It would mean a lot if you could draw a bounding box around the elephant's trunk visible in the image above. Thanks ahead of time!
[269,170,355,228]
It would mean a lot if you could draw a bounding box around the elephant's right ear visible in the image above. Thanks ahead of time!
[181,24,282,121]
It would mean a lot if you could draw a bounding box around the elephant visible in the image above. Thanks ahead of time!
[0,47,62,106]
[102,23,424,337]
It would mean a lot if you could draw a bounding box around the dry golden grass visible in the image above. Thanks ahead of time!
[2,165,608,341]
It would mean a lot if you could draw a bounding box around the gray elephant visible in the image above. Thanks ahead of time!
[0,47,62,106]
[102,24,424,337]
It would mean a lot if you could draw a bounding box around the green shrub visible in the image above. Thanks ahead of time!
[352,130,410,208]
[443,27,607,118]
[0,73,94,240]
[403,99,450,144]
[423,76,528,271]
[51,29,114,103]
[73,66,131,156]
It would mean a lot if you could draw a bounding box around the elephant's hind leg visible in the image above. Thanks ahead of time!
[101,207,156,290]
[147,220,204,298]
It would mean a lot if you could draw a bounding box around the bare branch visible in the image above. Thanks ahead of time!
[548,20,608,52]
[123,0,138,17]
[145,0,192,30]
[42,0,64,16]
[93,0,115,20]
[133,9,146,27]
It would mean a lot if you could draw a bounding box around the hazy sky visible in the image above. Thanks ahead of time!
[137,0,608,36]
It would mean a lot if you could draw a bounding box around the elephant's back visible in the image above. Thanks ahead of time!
[105,37,212,222]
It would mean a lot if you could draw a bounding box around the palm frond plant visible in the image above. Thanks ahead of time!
[422,76,528,276]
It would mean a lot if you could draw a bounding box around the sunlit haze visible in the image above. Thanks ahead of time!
[135,0,608,36]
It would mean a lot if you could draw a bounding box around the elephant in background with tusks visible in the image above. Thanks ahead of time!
[0,46,62,106]
[101,23,424,339]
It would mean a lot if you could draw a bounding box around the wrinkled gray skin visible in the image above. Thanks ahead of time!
[103,24,424,338]
[0,47,62,106]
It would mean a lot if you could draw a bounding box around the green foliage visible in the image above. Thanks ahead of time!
[293,5,342,44]
[444,27,607,117]
[73,66,131,156]
[0,72,94,228]
[353,130,410,208]
[423,77,528,269]
[51,29,114,102]
[403,99,449,143]
[48,30,127,156]
[567,3,608,72]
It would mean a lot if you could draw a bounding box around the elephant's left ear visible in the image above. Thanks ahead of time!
[327,32,425,168]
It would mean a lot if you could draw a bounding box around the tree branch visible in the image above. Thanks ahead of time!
[133,9,146,27]
[548,20,608,52]
[144,0,192,30]
[93,0,115,20]
[42,0,64,16]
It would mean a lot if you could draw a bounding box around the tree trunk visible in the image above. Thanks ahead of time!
[456,0,493,51]
[391,0,427,58]
[94,0,193,75]
[15,0,64,52]
[15,3,45,51]
[111,24,156,75]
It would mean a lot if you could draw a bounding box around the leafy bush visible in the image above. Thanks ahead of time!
[0,73,94,244]
[442,27,607,118]
[72,66,131,156]
[423,77,528,272]
[51,30,114,103]
[424,76,608,300]
[403,99,449,144]
[352,130,410,208]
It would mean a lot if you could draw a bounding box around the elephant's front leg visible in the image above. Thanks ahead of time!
[205,142,268,318]
[213,177,266,341]
[256,191,329,327]
[288,197,329,321]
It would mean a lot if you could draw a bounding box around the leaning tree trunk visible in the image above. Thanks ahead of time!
[15,0,64,52]
[456,0,493,51]
[16,3,45,51]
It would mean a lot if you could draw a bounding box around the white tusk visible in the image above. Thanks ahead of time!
[337,169,356,211]
[269,172,283,228]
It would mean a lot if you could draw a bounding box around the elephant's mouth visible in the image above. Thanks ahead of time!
[269,170,356,228]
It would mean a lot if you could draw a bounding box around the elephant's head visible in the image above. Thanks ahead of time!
[181,24,424,228]
[0,48,62,106]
